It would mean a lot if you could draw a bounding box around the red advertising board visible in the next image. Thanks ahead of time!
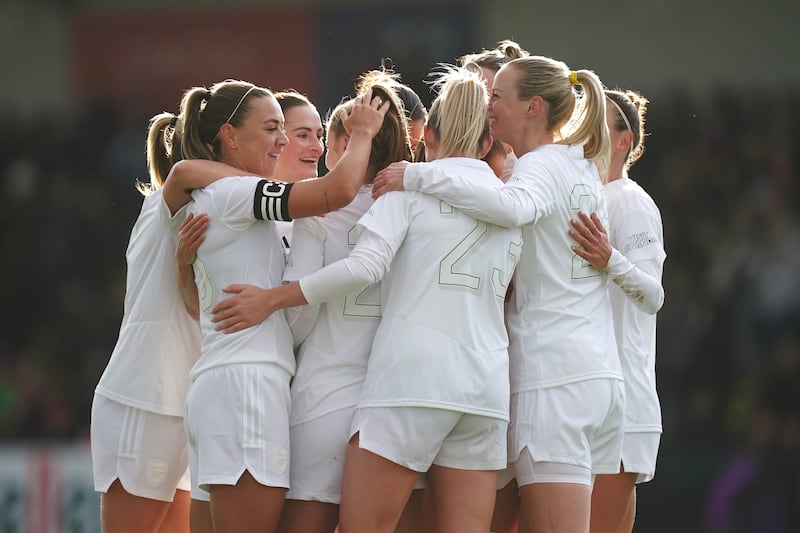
[71,8,318,114]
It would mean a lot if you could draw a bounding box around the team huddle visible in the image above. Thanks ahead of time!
[91,40,666,533]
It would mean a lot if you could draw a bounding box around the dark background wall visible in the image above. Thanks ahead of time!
[1,1,798,531]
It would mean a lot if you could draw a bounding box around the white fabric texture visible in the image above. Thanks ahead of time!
[405,147,623,392]
[95,189,202,416]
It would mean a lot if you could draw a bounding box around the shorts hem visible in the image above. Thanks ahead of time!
[591,462,622,475]
[358,439,428,473]
[95,476,178,503]
[517,474,592,487]
[621,461,656,483]
[191,486,210,502]
[522,454,591,471]
[198,468,290,492]
[432,456,506,471]
[285,491,340,504]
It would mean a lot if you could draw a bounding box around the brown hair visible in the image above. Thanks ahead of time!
[606,89,649,169]
[180,79,273,161]
[459,39,529,74]
[394,83,428,122]
[327,71,412,182]
[274,90,316,114]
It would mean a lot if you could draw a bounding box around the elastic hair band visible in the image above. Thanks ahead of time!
[569,71,579,86]
[205,90,213,101]
[169,115,178,128]
[607,97,633,134]
[211,85,257,144]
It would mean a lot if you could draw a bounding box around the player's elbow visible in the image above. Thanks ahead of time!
[327,182,361,212]
[634,286,664,315]
[651,287,665,314]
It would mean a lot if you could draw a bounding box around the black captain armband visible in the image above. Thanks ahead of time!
[253,179,293,222]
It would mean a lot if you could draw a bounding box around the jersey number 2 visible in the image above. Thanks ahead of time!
[438,204,519,298]
[570,184,605,279]
[342,224,381,318]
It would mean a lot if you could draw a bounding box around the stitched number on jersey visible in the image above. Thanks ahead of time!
[193,258,215,312]
[492,241,521,298]
[342,223,381,318]
[439,204,518,297]
[439,203,487,290]
[570,184,601,279]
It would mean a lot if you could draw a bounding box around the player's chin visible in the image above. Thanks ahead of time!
[262,158,280,177]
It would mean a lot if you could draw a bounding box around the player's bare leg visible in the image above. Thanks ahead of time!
[101,479,172,533]
[520,481,591,533]
[279,499,339,533]
[190,498,212,533]
[396,488,425,533]
[339,434,419,533]
[590,467,638,533]
[427,465,497,533]
[209,471,285,533]
[156,488,189,533]
[491,478,521,533]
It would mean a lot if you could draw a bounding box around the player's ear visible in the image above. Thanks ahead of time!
[478,134,494,160]
[423,125,437,153]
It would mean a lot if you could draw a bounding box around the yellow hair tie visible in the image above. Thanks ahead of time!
[569,71,579,86]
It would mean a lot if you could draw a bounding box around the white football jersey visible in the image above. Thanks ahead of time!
[95,189,203,416]
[283,186,380,424]
[605,177,665,433]
[404,146,623,393]
[355,160,521,420]
[187,176,295,381]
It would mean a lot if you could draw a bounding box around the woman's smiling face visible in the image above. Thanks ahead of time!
[274,103,325,182]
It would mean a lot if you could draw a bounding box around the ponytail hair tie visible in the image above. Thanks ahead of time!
[569,71,579,86]
[169,115,178,127]
[205,90,213,101]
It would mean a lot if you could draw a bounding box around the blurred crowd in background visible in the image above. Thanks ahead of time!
[1,54,798,533]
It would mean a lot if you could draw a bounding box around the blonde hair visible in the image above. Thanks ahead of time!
[426,66,490,159]
[506,56,610,173]
[139,112,181,196]
[606,89,649,170]
[326,71,412,182]
[180,80,272,162]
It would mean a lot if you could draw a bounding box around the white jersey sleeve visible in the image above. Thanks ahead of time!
[402,157,551,228]
[198,176,294,225]
[604,248,665,315]
[299,229,394,306]
[604,178,666,314]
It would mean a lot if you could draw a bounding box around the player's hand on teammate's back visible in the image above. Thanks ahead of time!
[568,211,612,270]
[177,212,208,265]
[373,160,409,198]
[211,284,275,334]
